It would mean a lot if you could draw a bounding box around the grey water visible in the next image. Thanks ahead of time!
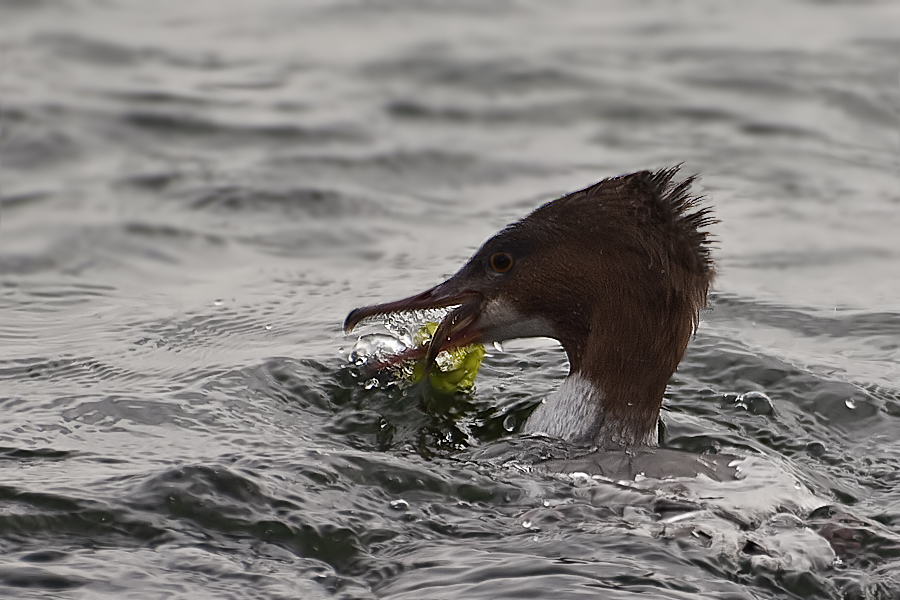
[2,0,899,598]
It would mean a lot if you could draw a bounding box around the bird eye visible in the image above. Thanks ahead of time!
[489,251,514,273]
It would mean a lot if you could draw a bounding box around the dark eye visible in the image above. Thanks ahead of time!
[489,251,514,273]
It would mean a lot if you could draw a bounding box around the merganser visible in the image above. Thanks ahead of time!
[345,174,876,562]
[344,167,716,455]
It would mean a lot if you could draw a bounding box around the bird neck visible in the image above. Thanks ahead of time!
[522,292,694,449]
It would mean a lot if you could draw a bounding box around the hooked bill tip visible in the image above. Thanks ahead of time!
[343,308,364,334]
[343,313,355,334]
[344,304,391,334]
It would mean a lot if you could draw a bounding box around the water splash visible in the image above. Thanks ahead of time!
[383,309,451,345]
[347,308,456,372]
[348,333,408,366]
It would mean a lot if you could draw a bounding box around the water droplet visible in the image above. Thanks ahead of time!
[264,324,272,331]
[522,520,533,529]
[502,414,516,432]
[844,398,856,409]
[213,299,223,307]
[389,499,409,510]
[493,341,504,352]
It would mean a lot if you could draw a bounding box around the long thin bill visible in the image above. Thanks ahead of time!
[343,282,478,333]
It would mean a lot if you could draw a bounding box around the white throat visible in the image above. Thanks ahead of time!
[522,372,658,448]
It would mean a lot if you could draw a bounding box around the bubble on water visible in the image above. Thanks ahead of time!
[264,324,272,331]
[522,520,533,529]
[493,341,504,352]
[844,398,856,409]
[735,391,774,415]
[805,441,826,457]
[364,378,379,390]
[213,299,223,307]
[389,499,409,510]
[502,414,516,432]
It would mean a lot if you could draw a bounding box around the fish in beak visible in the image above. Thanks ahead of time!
[343,276,487,375]
[344,211,557,375]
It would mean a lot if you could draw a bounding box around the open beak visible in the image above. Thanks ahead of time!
[344,278,485,374]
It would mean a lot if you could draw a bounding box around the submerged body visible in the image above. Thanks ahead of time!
[345,167,716,462]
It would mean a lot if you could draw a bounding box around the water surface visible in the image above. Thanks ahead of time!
[2,0,899,598]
